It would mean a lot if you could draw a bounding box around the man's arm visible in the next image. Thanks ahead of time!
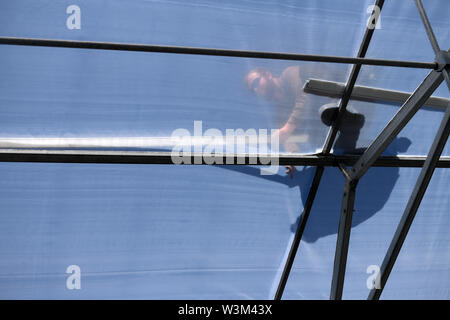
[279,86,308,144]
[287,86,308,126]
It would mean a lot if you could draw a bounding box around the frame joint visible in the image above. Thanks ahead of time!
[435,50,450,72]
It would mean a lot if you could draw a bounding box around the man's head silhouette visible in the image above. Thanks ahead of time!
[245,68,282,101]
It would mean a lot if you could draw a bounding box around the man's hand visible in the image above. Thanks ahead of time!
[285,165,296,179]
[278,122,296,144]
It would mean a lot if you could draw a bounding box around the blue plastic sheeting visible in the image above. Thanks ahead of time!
[0,163,295,299]
[0,0,449,299]
[0,48,349,154]
[0,0,360,155]
[349,0,450,156]
[284,166,450,299]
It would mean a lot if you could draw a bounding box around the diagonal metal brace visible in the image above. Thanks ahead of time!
[368,95,450,300]
[435,50,450,72]
[349,70,444,181]
[330,69,444,300]
[330,176,359,300]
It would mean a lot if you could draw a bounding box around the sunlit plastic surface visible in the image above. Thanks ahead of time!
[0,0,449,300]
[0,46,352,154]
[380,168,450,299]
[349,0,450,156]
[283,166,421,299]
[0,0,367,54]
[0,163,296,299]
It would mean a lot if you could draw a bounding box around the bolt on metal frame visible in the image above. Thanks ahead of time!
[0,0,448,301]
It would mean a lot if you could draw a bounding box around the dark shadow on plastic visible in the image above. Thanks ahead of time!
[216,136,412,243]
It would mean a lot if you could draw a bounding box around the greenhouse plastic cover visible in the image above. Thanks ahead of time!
[0,0,449,299]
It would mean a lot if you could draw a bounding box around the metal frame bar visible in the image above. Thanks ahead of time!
[1,149,450,167]
[303,78,450,109]
[273,0,385,300]
[330,175,358,299]
[415,0,441,54]
[0,1,447,301]
[368,94,450,300]
[415,0,450,87]
[329,6,449,293]
[321,0,384,154]
[330,2,450,300]
[350,70,444,180]
[364,0,450,300]
[273,166,324,299]
[329,69,444,300]
[0,36,437,69]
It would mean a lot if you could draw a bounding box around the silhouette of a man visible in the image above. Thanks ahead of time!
[246,65,365,176]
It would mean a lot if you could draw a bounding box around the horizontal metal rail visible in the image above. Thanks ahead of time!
[0,149,450,167]
[0,37,438,69]
[304,78,450,109]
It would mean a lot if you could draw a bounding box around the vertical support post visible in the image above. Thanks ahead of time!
[330,173,358,300]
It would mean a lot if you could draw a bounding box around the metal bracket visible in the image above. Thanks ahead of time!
[435,50,450,72]
[338,163,352,181]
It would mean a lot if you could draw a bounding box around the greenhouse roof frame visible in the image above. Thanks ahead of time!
[0,0,448,300]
